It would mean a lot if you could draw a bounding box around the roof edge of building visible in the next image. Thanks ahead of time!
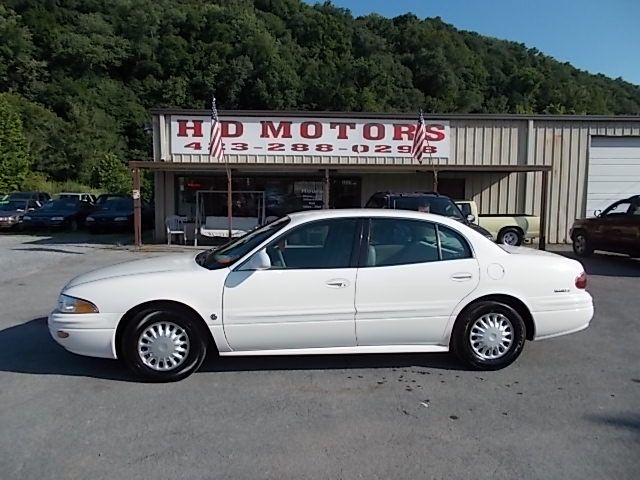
[150,108,640,122]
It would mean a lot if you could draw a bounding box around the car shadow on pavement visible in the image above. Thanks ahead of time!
[586,413,640,441]
[0,318,463,382]
[557,252,640,278]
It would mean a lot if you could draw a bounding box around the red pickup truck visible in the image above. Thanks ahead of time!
[570,195,640,257]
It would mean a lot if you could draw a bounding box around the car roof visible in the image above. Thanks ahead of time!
[287,208,458,225]
[372,191,445,198]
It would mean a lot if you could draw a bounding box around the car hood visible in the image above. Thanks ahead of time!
[91,211,132,217]
[65,253,199,288]
[29,210,75,217]
[0,210,24,216]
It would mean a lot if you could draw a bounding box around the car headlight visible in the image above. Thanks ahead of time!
[86,216,95,222]
[51,216,64,221]
[114,217,128,221]
[57,294,99,314]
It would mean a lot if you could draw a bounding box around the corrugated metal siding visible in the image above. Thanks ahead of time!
[155,113,640,243]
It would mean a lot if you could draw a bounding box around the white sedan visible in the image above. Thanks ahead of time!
[49,209,593,382]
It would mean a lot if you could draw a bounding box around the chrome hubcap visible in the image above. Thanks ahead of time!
[469,313,514,360]
[574,235,585,253]
[137,321,190,371]
[502,232,519,245]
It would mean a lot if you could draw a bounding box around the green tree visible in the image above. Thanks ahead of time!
[0,93,31,192]
[91,153,130,194]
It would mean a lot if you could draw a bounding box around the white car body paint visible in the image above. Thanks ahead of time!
[48,209,593,361]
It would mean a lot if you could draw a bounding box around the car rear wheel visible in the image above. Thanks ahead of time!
[572,231,593,257]
[121,307,208,382]
[452,301,526,370]
[498,228,523,246]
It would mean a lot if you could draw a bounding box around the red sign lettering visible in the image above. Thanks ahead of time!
[260,121,292,139]
[329,122,356,139]
[177,120,204,137]
[222,121,243,138]
[363,123,385,140]
[300,121,322,139]
[426,124,446,141]
[393,124,415,141]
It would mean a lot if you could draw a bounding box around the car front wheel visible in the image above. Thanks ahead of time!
[572,231,593,257]
[452,301,526,370]
[121,306,208,382]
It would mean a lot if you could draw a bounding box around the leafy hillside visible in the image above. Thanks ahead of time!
[1,0,639,188]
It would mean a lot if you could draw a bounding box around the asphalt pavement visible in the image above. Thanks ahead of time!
[0,233,638,480]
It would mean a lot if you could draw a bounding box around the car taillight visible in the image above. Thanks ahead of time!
[575,272,587,289]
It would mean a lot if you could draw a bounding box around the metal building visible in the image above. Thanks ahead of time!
[148,110,640,244]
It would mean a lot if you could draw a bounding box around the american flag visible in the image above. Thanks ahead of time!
[411,110,426,163]
[209,95,225,162]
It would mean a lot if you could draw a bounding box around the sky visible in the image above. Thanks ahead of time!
[308,0,640,85]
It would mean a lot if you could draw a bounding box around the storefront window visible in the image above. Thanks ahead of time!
[176,175,361,220]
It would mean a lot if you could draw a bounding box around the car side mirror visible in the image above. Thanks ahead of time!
[594,209,602,217]
[467,214,476,223]
[238,249,271,271]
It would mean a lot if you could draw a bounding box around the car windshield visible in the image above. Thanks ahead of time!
[0,200,28,211]
[101,198,132,211]
[41,199,79,211]
[393,197,464,219]
[8,192,32,200]
[196,216,290,270]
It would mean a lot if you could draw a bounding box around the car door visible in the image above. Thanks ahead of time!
[591,199,632,252]
[222,217,362,351]
[619,198,640,253]
[355,218,480,346]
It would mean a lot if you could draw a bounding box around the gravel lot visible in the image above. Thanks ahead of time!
[0,232,638,480]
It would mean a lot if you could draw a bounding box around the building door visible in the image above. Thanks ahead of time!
[587,137,640,217]
[330,178,361,208]
[437,178,466,200]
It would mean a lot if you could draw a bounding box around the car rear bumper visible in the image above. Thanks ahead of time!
[532,294,594,340]
[48,311,119,359]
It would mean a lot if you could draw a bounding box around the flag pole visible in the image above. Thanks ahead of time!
[210,93,232,239]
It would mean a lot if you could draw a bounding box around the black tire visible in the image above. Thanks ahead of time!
[572,231,593,257]
[121,306,208,382]
[497,227,523,246]
[452,301,526,370]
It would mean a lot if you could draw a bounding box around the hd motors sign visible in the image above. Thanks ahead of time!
[169,116,450,159]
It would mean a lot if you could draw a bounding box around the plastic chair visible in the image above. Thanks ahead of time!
[165,215,187,245]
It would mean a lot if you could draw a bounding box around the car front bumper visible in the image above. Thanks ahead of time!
[48,311,120,359]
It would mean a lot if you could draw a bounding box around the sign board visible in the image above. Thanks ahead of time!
[169,116,450,159]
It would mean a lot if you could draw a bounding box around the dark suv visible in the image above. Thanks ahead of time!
[365,192,494,240]
[570,195,640,257]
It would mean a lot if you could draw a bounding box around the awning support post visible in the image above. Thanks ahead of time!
[323,169,330,209]
[132,167,142,248]
[539,169,550,251]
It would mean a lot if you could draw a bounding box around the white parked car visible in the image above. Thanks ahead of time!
[49,210,593,382]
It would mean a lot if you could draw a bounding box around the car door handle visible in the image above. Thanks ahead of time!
[450,273,473,281]
[325,279,350,288]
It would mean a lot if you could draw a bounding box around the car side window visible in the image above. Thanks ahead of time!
[365,195,387,209]
[266,219,359,269]
[366,218,439,267]
[438,225,472,260]
[603,201,631,217]
[457,203,471,217]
